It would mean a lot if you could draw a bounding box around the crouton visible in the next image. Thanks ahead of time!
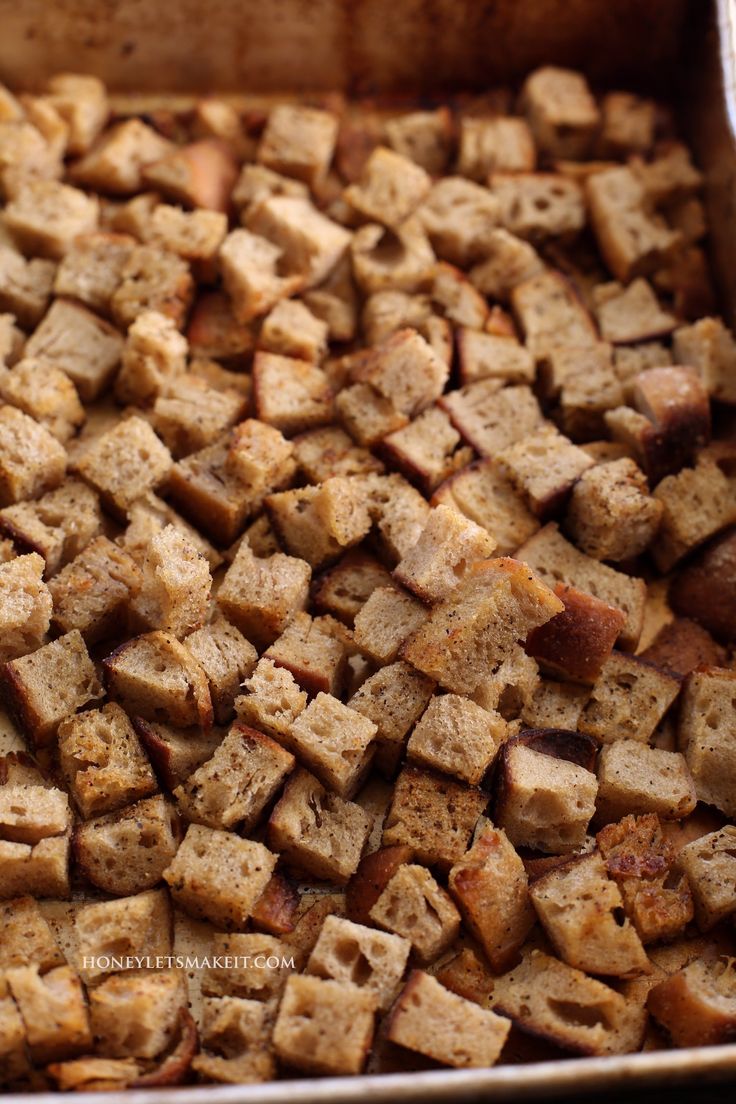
[418,176,500,267]
[0,356,84,443]
[597,741,696,826]
[614,341,672,393]
[350,217,435,295]
[521,677,588,731]
[457,329,534,387]
[258,299,328,364]
[203,931,295,1001]
[218,228,302,324]
[25,298,123,401]
[74,415,172,519]
[0,404,67,507]
[401,557,563,695]
[174,722,294,832]
[458,114,535,180]
[142,138,238,212]
[525,584,625,684]
[348,660,434,777]
[73,794,179,895]
[163,822,276,928]
[521,66,599,159]
[152,375,246,459]
[387,971,510,1068]
[133,719,221,790]
[634,142,703,204]
[678,827,736,931]
[273,975,376,1076]
[394,504,496,603]
[253,351,333,435]
[381,406,473,494]
[565,458,663,562]
[246,195,350,288]
[218,543,310,649]
[449,822,535,971]
[352,586,427,666]
[283,693,376,798]
[0,246,56,328]
[517,523,646,649]
[497,426,594,520]
[48,536,141,644]
[673,316,736,404]
[103,630,212,728]
[44,73,106,154]
[642,617,725,678]
[471,646,540,718]
[267,768,372,884]
[0,896,63,972]
[678,666,736,816]
[0,782,70,845]
[233,162,309,212]
[266,482,368,568]
[129,525,210,639]
[257,104,337,187]
[115,309,188,405]
[542,341,625,441]
[313,549,392,625]
[345,147,430,228]
[370,861,460,961]
[262,611,349,696]
[651,458,736,572]
[307,915,409,1011]
[293,426,380,485]
[670,526,736,642]
[351,329,448,419]
[0,552,51,663]
[69,119,174,194]
[433,458,539,556]
[433,947,496,1007]
[598,92,655,157]
[407,694,504,785]
[586,166,680,283]
[111,244,193,331]
[381,766,486,869]
[334,381,407,447]
[4,179,98,259]
[384,108,453,175]
[74,888,172,983]
[120,490,221,573]
[192,995,275,1084]
[90,971,186,1060]
[0,833,70,899]
[495,740,598,853]
[511,270,596,362]
[144,204,227,270]
[647,956,736,1047]
[492,172,585,241]
[6,965,90,1062]
[234,656,306,739]
[579,652,679,745]
[594,278,677,345]
[440,381,543,458]
[184,616,256,724]
[3,629,102,746]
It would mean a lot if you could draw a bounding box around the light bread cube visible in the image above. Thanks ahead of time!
[4,179,98,258]
[0,404,67,506]
[565,458,663,562]
[103,629,212,728]
[142,138,238,212]
[678,666,736,816]
[0,552,51,662]
[521,66,600,159]
[6,965,90,1063]
[234,657,307,740]
[69,119,174,194]
[382,766,487,868]
[0,357,84,443]
[129,524,211,639]
[111,244,193,329]
[408,694,505,785]
[385,108,453,175]
[73,794,179,896]
[369,863,460,962]
[0,246,55,327]
[433,457,539,556]
[348,660,435,777]
[307,915,409,1011]
[418,176,501,266]
[579,652,680,745]
[273,975,376,1076]
[345,147,431,228]
[285,692,376,798]
[597,741,697,823]
[74,416,172,519]
[246,195,351,288]
[115,309,188,404]
[458,115,535,179]
[74,888,172,983]
[48,535,141,643]
[258,104,338,187]
[184,615,257,724]
[89,971,186,1060]
[678,827,736,931]
[25,298,123,401]
[217,542,311,649]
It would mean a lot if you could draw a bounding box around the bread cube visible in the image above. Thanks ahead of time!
[579,652,680,745]
[393,504,496,603]
[25,298,123,401]
[449,823,534,972]
[652,458,736,572]
[4,179,98,259]
[521,66,599,159]
[0,246,55,328]
[387,971,510,1069]
[471,645,540,718]
[0,404,67,507]
[647,956,736,1047]
[192,995,275,1084]
[103,629,212,728]
[142,136,238,211]
[458,114,535,179]
[74,888,172,982]
[174,722,293,832]
[433,458,539,556]
[258,299,328,364]
[457,329,534,387]
[350,216,435,296]
[184,616,256,725]
[678,666,736,816]
[599,92,655,156]
[492,949,645,1056]
[252,351,333,436]
[273,974,376,1076]
[234,162,308,215]
[440,381,542,458]
[351,329,447,418]
[468,227,545,300]
[642,617,725,679]
[115,309,188,404]
[69,119,174,194]
[144,204,227,269]
[6,965,90,1062]
[525,584,625,684]
[351,586,425,666]
[496,741,597,853]
[75,416,172,520]
[164,822,276,928]
[293,424,382,483]
[48,535,141,643]
[219,228,302,323]
[265,613,352,700]
[121,490,221,573]
[3,629,102,746]
[111,244,193,329]
[669,526,736,642]
[542,341,625,441]
[257,104,337,187]
[234,655,306,738]
[597,814,693,944]
[44,73,106,154]
[511,271,596,362]
[152,375,246,459]
[347,661,433,778]
[497,426,594,520]
[417,176,500,267]
[217,543,311,649]
[266,483,364,569]
[634,142,703,204]
[381,406,472,494]
[0,356,84,444]
[0,552,51,663]
[202,931,294,1001]
[313,549,393,625]
[133,718,221,790]
[565,458,663,562]
[0,833,70,899]
[0,782,69,846]
[267,768,372,883]
[369,862,460,962]
[345,146,430,228]
[492,172,585,241]
[73,794,179,896]
[597,741,696,824]
[307,915,409,1011]
[385,107,453,175]
[521,677,588,730]
[586,166,680,282]
[246,195,350,288]
[678,827,736,930]
[517,523,646,649]
[594,278,677,345]
[401,557,563,695]
[129,524,210,640]
[281,693,374,798]
[408,694,504,785]
[382,766,487,868]
[0,896,63,972]
[673,316,736,404]
[90,971,186,1060]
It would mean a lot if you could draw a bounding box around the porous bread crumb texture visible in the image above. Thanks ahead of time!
[0,65,733,1090]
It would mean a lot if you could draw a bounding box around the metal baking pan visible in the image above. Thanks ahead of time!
[1,0,736,1097]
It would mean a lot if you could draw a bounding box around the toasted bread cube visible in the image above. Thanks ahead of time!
[284,693,376,798]
[525,584,625,684]
[387,970,510,1069]
[394,504,496,603]
[268,768,371,884]
[544,342,625,441]
[470,645,539,719]
[258,299,328,364]
[219,228,301,323]
[247,195,350,289]
[433,458,539,556]
[511,271,596,362]
[594,278,677,345]
[352,329,447,418]
[599,92,655,156]
[144,204,227,267]
[0,246,55,328]
[647,956,736,1047]
[253,351,332,435]
[352,586,427,666]
[651,458,736,572]
[345,147,430,228]
[141,136,238,211]
[74,416,172,520]
[433,947,497,1008]
[678,667,736,816]
[303,252,358,343]
[517,523,646,650]
[597,741,697,824]
[4,179,98,259]
[133,718,221,790]
[217,542,311,649]
[0,896,63,972]
[74,888,172,982]
[521,66,599,159]
[48,535,141,643]
[0,404,67,506]
[184,616,256,725]
[382,766,487,868]
[203,931,295,1001]
[449,823,534,971]
[0,782,69,845]
[111,244,193,329]
[273,974,376,1076]
[163,823,276,928]
[0,833,70,899]
[457,329,534,387]
[458,114,535,180]
[642,617,725,679]
[348,660,434,777]
[492,172,585,241]
[129,525,210,640]
[25,299,123,401]
[586,166,680,283]
[307,915,409,1011]
[267,483,367,568]
[313,549,392,625]
[492,949,645,1056]
[522,677,588,730]
[345,844,414,927]
[565,458,663,562]
[0,552,51,663]
[174,722,294,832]
[69,119,173,194]
[468,227,545,300]
[90,971,186,1060]
[579,652,680,745]
[152,374,246,458]
[58,702,156,819]
[115,309,188,405]
[103,629,212,728]
[634,142,703,204]
[3,629,102,746]
[384,108,453,175]
[669,526,736,642]
[336,381,408,446]
[0,357,84,444]
[121,490,221,573]
[192,995,275,1084]
[678,827,736,930]
[440,381,543,459]
[614,340,672,393]
[369,863,460,962]
[293,425,383,483]
[73,794,179,896]
[530,852,649,978]
[6,965,90,1063]
[418,176,500,267]
[263,610,350,697]
[407,694,504,785]
[673,316,736,404]
[350,216,435,295]
[401,558,563,695]
[45,73,106,154]
[498,426,594,519]
[496,742,597,853]
[234,656,306,738]
[257,104,337,187]
[381,406,473,494]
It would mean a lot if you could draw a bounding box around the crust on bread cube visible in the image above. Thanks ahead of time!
[0,552,51,663]
[264,611,352,697]
[586,166,680,283]
[579,652,680,745]
[133,718,221,790]
[48,535,141,644]
[565,458,663,562]
[141,137,237,211]
[673,315,736,404]
[678,826,736,931]
[58,701,157,819]
[103,630,212,729]
[369,863,460,962]
[217,542,311,650]
[381,766,487,869]
[348,660,435,778]
[284,692,376,798]
[73,793,179,896]
[4,179,98,259]
[596,741,696,824]
[647,956,736,1048]
[387,970,510,1069]
[3,628,102,747]
[184,615,257,725]
[495,742,597,853]
[0,783,70,845]
[173,721,294,832]
[307,915,410,1011]
[345,146,430,228]
[267,768,372,884]
[449,822,535,972]
[74,888,172,983]
[407,695,505,785]
[6,964,91,1063]
[525,583,625,684]
[0,404,67,507]
[678,666,736,816]
[163,822,276,928]
[273,974,376,1076]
